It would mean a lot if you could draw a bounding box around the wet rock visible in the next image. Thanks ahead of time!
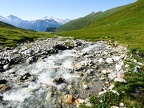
[0,84,9,92]
[75,41,82,46]
[10,54,22,64]
[53,77,66,85]
[0,95,3,101]
[0,79,7,84]
[54,44,73,50]
[0,58,9,65]
[20,73,32,81]
[3,64,10,70]
[26,56,36,64]
[21,88,34,95]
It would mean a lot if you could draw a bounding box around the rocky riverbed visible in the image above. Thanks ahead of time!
[0,37,128,108]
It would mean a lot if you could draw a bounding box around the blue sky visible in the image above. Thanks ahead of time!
[0,0,136,20]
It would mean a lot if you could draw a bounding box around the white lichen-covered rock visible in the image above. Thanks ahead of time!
[98,90,107,95]
[74,99,85,107]
[98,58,104,64]
[110,90,120,96]
[73,63,82,70]
[115,64,122,71]
[114,78,127,83]
[101,70,107,74]
[119,102,124,107]
[99,77,105,80]
[82,84,89,89]
[108,73,117,80]
[112,56,121,62]
[85,102,92,107]
[111,106,119,108]
[108,84,115,90]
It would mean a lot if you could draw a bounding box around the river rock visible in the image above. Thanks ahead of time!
[73,63,83,70]
[114,78,126,83]
[108,84,115,90]
[0,84,9,92]
[3,64,10,70]
[74,99,85,107]
[62,94,74,104]
[101,69,107,74]
[119,102,124,107]
[134,66,141,72]
[0,79,7,84]
[98,58,104,64]
[112,56,121,62]
[106,58,113,64]
[20,73,32,81]
[115,64,122,72]
[111,106,119,108]
[53,77,66,85]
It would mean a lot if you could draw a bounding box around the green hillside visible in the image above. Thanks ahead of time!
[57,0,144,54]
[56,5,126,32]
[0,21,55,47]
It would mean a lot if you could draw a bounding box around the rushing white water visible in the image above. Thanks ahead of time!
[82,44,98,53]
[2,48,80,102]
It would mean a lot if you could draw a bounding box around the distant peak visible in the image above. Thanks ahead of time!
[6,15,22,20]
[7,15,18,18]
[41,16,53,20]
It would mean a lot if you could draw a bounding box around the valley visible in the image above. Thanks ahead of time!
[0,0,144,107]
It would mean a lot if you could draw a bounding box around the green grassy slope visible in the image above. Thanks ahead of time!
[56,5,126,32]
[57,0,144,53]
[0,21,55,47]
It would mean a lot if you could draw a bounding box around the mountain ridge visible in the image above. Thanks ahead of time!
[0,15,70,31]
[56,5,127,32]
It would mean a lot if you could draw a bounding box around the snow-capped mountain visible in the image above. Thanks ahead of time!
[42,16,70,24]
[0,15,70,31]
